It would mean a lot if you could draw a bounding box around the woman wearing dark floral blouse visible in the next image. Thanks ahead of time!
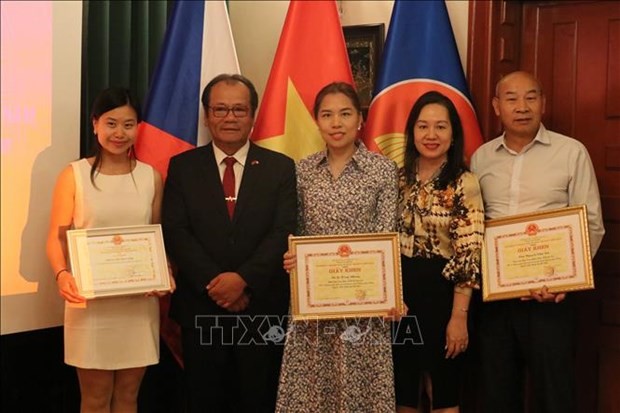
[393,91,484,413]
[276,82,400,412]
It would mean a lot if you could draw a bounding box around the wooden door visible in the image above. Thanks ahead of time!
[521,3,620,412]
[469,1,620,411]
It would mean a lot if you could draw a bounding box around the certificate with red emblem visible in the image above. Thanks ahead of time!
[289,232,404,320]
[66,224,171,299]
[482,205,594,301]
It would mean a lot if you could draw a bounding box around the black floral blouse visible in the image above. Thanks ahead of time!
[398,167,484,288]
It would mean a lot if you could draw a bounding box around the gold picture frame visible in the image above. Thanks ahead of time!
[67,224,171,299]
[343,23,385,115]
[482,205,594,301]
[289,232,404,320]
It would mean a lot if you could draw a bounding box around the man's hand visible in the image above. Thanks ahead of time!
[206,272,247,309]
[521,285,566,303]
[227,292,251,313]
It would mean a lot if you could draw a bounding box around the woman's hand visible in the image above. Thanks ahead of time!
[283,250,297,274]
[56,271,86,303]
[383,303,409,322]
[445,311,468,359]
[146,264,177,297]
[168,272,176,293]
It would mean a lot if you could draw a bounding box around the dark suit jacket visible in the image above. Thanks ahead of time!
[162,142,297,328]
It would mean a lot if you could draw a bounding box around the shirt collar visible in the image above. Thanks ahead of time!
[495,123,551,153]
[415,160,447,187]
[213,140,250,166]
[312,141,369,171]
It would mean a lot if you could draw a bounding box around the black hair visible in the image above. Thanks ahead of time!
[313,82,362,118]
[201,73,259,116]
[403,91,467,189]
[90,87,141,187]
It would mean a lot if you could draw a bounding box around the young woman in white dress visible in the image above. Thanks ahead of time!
[47,87,174,413]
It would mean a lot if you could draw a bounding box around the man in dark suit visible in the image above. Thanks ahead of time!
[162,74,297,413]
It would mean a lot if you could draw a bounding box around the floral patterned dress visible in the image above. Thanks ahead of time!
[275,143,398,413]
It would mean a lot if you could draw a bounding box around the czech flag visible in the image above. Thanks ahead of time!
[135,0,239,366]
[251,0,353,161]
[136,0,239,179]
[363,0,483,166]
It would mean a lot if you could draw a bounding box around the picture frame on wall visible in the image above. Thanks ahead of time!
[343,24,385,115]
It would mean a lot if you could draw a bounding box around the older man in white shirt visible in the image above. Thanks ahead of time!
[471,71,604,413]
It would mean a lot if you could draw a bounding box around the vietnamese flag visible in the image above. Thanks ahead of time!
[251,0,353,161]
[363,0,483,166]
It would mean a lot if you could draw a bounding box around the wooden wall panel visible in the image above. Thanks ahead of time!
[607,19,620,118]
[550,22,577,136]
[469,2,620,412]
[467,1,521,140]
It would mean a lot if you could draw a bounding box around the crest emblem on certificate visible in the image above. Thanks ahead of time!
[337,244,352,257]
[525,223,539,236]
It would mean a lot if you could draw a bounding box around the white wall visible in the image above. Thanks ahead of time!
[228,0,470,99]
[1,1,82,335]
[228,1,289,99]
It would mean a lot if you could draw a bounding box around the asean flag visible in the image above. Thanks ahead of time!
[363,0,483,166]
[251,0,353,161]
[134,0,239,367]
[135,0,239,179]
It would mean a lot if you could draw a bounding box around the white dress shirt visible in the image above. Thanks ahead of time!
[212,140,250,197]
[471,124,605,256]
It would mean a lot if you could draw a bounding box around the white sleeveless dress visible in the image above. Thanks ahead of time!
[64,159,159,369]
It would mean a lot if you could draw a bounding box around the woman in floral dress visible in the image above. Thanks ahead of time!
[276,82,399,413]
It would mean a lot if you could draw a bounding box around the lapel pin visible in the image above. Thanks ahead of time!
[251,160,260,166]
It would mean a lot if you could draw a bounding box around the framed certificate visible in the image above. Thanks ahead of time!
[289,232,404,320]
[66,224,171,299]
[482,205,594,301]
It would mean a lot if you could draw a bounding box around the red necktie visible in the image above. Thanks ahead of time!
[223,156,236,219]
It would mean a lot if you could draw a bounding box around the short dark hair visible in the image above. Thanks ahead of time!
[403,91,467,189]
[313,82,362,118]
[90,87,141,186]
[201,74,259,116]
